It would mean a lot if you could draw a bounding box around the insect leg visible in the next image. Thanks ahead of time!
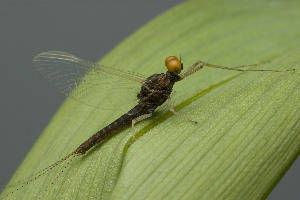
[128,114,152,146]
[230,61,270,69]
[168,96,198,124]
[204,62,295,72]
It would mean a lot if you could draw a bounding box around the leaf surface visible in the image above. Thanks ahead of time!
[2,0,299,199]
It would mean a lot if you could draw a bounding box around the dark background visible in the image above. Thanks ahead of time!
[0,1,298,199]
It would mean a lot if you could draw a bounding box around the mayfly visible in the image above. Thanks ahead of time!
[0,51,294,199]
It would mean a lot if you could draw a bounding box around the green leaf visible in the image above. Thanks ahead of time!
[2,0,299,199]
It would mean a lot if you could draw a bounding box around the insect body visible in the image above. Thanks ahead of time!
[0,52,294,199]
[75,62,181,154]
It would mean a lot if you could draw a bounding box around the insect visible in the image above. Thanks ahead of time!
[0,51,294,199]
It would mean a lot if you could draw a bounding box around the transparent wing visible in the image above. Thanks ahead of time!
[33,51,146,110]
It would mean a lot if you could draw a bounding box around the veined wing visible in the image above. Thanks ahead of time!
[33,51,146,110]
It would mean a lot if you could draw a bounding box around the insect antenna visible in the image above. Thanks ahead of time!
[0,151,80,199]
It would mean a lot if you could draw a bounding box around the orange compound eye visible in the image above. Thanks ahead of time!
[165,56,182,74]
